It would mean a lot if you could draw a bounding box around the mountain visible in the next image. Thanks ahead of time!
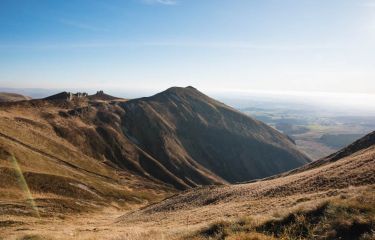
[119,131,375,239]
[0,87,310,193]
[120,86,311,188]
[0,92,31,102]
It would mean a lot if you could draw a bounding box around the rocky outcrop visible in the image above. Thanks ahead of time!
[44,92,88,101]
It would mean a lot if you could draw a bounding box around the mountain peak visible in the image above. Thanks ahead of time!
[163,86,200,94]
[186,86,197,90]
[153,86,210,103]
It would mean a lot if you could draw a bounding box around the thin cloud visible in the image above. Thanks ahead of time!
[142,0,178,6]
[0,41,349,51]
[59,19,106,32]
[141,41,345,50]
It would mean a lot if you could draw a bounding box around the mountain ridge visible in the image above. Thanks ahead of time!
[0,86,310,191]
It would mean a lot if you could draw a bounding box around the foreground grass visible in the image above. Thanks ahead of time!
[188,191,375,240]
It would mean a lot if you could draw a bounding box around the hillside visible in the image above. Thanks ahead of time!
[0,90,373,239]
[117,131,375,239]
[0,94,174,221]
[0,92,31,102]
[128,131,374,214]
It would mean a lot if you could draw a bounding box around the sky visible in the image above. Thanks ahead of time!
[0,0,375,96]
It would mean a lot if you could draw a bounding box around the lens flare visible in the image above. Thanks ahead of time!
[11,155,40,218]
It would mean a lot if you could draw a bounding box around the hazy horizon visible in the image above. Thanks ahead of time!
[2,86,375,115]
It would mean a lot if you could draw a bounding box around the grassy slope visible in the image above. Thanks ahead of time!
[117,135,374,239]
[124,144,374,216]
[189,187,375,240]
[180,135,375,240]
[0,98,173,221]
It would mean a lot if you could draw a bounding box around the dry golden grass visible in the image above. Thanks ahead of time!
[119,144,374,226]
[187,187,375,240]
[2,139,374,239]
[1,186,373,240]
[0,99,174,239]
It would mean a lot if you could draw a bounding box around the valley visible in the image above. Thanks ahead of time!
[240,106,375,160]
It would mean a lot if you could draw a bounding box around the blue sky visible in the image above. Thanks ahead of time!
[0,0,375,94]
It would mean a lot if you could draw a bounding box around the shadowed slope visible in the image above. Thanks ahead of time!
[121,86,311,187]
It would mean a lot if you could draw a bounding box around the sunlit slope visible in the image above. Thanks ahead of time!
[0,92,31,102]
